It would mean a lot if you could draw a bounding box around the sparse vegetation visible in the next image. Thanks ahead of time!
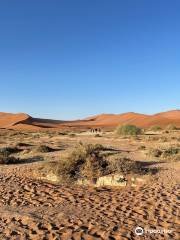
[69,133,76,137]
[138,145,146,150]
[95,134,101,137]
[161,147,179,158]
[0,109,179,240]
[44,143,109,183]
[35,145,55,153]
[0,147,20,156]
[44,143,146,183]
[0,155,20,164]
[150,126,162,131]
[166,124,177,130]
[148,146,180,161]
[58,132,68,136]
[148,148,163,158]
[158,136,168,142]
[108,156,142,175]
[116,125,142,136]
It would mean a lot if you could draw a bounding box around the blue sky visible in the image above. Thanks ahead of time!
[0,0,179,119]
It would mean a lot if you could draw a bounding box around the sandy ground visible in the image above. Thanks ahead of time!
[0,130,179,239]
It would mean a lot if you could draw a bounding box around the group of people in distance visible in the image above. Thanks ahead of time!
[90,128,102,133]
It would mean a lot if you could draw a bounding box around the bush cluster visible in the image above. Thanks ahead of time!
[116,125,142,136]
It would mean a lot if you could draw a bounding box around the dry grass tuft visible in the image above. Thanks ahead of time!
[34,145,56,153]
[148,146,180,161]
[108,156,142,175]
[150,126,162,131]
[166,124,178,131]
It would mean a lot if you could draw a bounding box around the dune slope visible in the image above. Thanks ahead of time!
[0,110,180,130]
[0,113,31,128]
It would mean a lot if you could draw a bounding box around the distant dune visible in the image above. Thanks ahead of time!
[0,112,31,128]
[0,110,180,130]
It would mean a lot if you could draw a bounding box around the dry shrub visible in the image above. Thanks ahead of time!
[44,143,108,183]
[44,143,144,183]
[147,136,160,142]
[138,145,146,150]
[161,148,179,158]
[158,137,168,142]
[58,132,68,136]
[170,154,180,161]
[108,156,142,175]
[150,126,162,131]
[16,142,32,147]
[148,147,180,161]
[0,154,19,164]
[0,147,20,156]
[69,133,76,137]
[95,134,101,137]
[0,147,21,164]
[35,145,55,153]
[166,124,177,130]
[148,149,163,158]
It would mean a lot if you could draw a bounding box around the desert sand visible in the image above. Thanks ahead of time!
[0,126,179,239]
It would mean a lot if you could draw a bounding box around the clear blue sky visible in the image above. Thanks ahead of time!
[0,0,179,119]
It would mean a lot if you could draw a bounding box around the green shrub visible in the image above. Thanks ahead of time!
[116,125,142,136]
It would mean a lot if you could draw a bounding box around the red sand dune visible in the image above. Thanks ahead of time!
[0,113,31,128]
[0,110,180,130]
